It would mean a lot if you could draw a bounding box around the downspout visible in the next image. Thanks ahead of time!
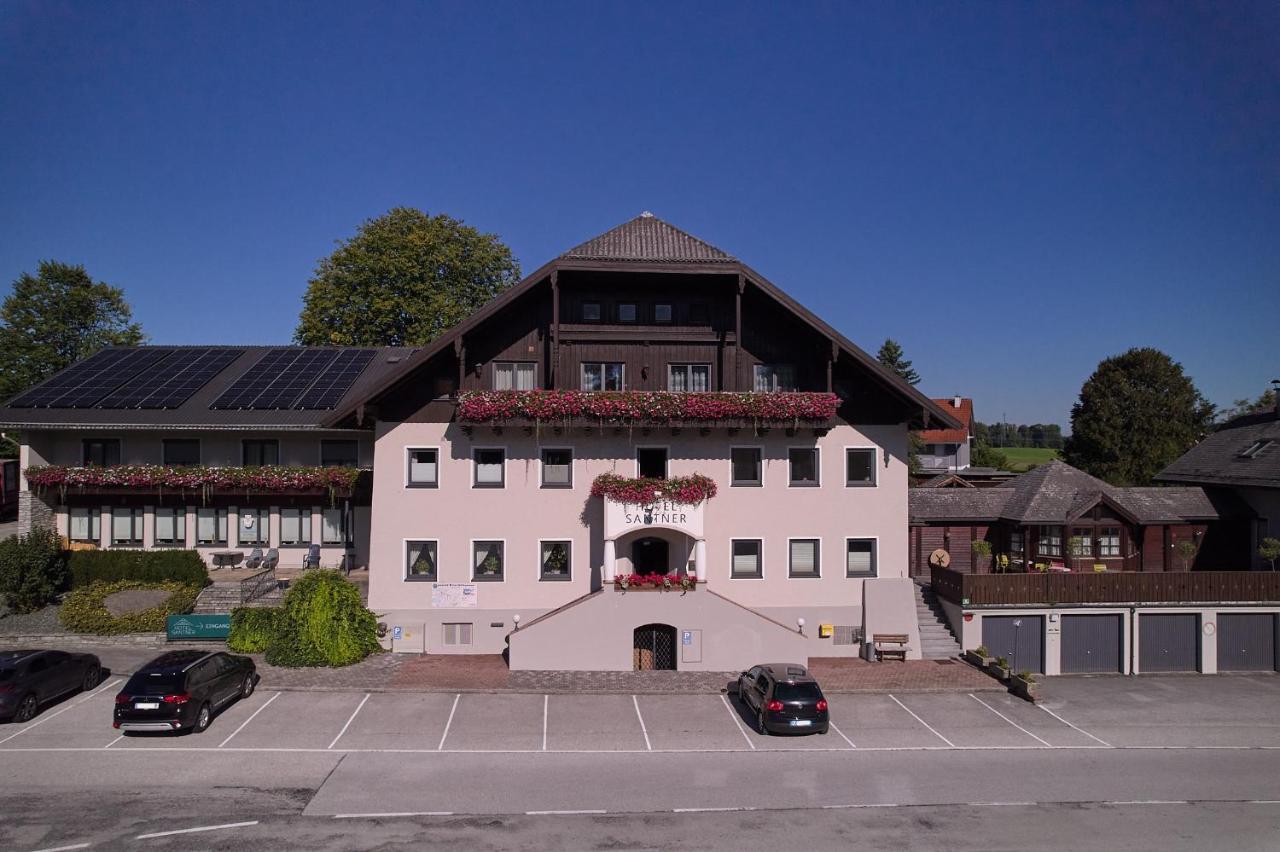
[1128,606,1136,677]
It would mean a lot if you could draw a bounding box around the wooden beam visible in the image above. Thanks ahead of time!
[550,271,559,389]
[734,274,744,392]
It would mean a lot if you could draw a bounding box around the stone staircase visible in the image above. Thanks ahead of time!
[914,582,961,660]
[193,581,283,614]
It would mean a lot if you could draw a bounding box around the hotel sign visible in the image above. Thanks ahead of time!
[604,498,704,539]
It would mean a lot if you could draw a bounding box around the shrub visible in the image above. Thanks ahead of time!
[69,549,208,588]
[264,570,380,667]
[228,606,284,653]
[974,645,990,658]
[0,527,69,613]
[59,580,200,634]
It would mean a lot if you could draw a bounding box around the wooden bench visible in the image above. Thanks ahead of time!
[873,633,910,662]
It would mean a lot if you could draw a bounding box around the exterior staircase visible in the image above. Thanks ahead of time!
[193,580,283,614]
[914,582,961,660]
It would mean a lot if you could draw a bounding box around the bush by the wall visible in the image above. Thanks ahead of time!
[69,549,208,588]
[264,570,380,667]
[228,606,283,653]
[0,527,69,613]
[59,580,200,634]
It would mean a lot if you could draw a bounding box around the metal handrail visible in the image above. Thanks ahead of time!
[240,566,278,604]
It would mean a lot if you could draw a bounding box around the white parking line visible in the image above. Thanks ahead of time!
[526,809,608,815]
[1039,704,1112,748]
[328,693,370,750]
[333,811,455,818]
[135,820,258,839]
[889,695,955,748]
[632,696,652,751]
[829,721,857,749]
[438,694,460,751]
[720,694,756,750]
[218,692,280,748]
[542,695,548,752]
[0,678,123,746]
[102,736,123,749]
[969,694,1052,747]
[28,843,91,852]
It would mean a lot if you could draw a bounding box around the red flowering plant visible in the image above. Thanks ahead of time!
[614,573,699,592]
[456,390,838,426]
[23,464,363,505]
[590,473,717,506]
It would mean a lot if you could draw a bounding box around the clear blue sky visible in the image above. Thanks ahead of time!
[2,2,1277,427]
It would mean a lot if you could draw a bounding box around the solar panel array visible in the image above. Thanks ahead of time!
[294,348,377,409]
[209,348,377,411]
[9,348,245,409]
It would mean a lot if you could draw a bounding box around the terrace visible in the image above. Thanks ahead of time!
[930,565,1280,607]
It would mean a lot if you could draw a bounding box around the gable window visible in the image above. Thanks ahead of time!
[731,447,763,487]
[541,448,572,488]
[668,364,710,392]
[154,507,187,546]
[162,439,200,467]
[654,303,673,323]
[540,540,572,581]
[69,507,100,543]
[789,538,820,578]
[322,507,350,545]
[321,440,359,468]
[754,363,796,392]
[1038,525,1063,558]
[581,302,602,322]
[731,539,763,579]
[617,303,638,323]
[494,361,536,391]
[111,508,143,546]
[473,540,504,581]
[637,447,668,479]
[846,539,877,577]
[407,448,439,487]
[582,362,625,391]
[406,540,437,581]
[845,448,876,486]
[280,508,312,546]
[1098,527,1121,557]
[82,438,121,467]
[239,508,269,545]
[788,447,820,487]
[196,508,228,545]
[473,448,505,488]
[242,439,279,466]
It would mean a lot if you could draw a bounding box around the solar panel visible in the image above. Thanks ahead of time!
[293,348,377,409]
[136,348,245,409]
[9,348,178,408]
[208,349,303,410]
[250,349,342,409]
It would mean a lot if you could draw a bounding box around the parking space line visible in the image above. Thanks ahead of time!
[720,694,756,750]
[437,694,460,751]
[135,820,258,839]
[969,694,1052,747]
[829,721,856,749]
[542,695,548,752]
[0,678,122,746]
[28,843,91,852]
[103,736,123,749]
[334,812,455,818]
[632,696,652,751]
[218,692,280,748]
[328,693,370,750]
[526,809,608,816]
[889,694,955,748]
[1039,704,1112,748]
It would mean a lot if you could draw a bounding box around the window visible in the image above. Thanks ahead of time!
[443,623,474,646]
[1038,525,1063,558]
[473,540,504,581]
[238,508,269,545]
[321,440,359,468]
[581,302,601,322]
[280,508,312,546]
[637,447,668,479]
[473,448,505,488]
[731,539,763,579]
[162,439,200,467]
[69,507,100,543]
[541,448,572,488]
[196,508,228,545]
[845,449,876,486]
[689,302,710,325]
[1069,528,1093,557]
[1098,527,1121,557]
[540,540,572,581]
[789,538,820,578]
[753,363,796,392]
[242,440,279,466]
[654,303,673,323]
[407,448,439,487]
[789,447,819,487]
[111,508,143,546]
[581,362,625,391]
[493,361,536,391]
[1009,528,1025,555]
[322,508,349,545]
[406,540,437,581]
[846,539,877,577]
[82,439,121,467]
[154,507,186,546]
[668,364,710,392]
[731,447,762,486]
[617,303,637,323]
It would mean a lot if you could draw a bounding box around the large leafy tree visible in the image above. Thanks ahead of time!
[876,338,920,386]
[0,261,145,402]
[1218,388,1276,423]
[1064,348,1215,486]
[295,208,521,346]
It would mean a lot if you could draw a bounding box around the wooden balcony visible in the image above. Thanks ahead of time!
[931,565,1280,607]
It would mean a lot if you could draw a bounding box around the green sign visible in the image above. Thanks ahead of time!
[167,614,231,640]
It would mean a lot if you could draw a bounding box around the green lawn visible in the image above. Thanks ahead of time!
[995,446,1061,472]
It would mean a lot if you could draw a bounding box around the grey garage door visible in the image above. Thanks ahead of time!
[982,615,1044,674]
[1218,614,1278,672]
[1139,613,1199,673]
[1061,614,1122,674]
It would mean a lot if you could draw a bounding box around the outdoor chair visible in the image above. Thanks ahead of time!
[302,543,321,570]
[245,547,264,570]
[262,548,280,570]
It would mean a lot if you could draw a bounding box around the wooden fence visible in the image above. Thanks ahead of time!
[930,565,1280,606]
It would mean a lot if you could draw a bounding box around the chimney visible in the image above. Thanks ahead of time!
[953,395,962,409]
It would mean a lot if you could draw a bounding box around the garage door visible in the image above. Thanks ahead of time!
[1139,613,1199,673]
[1061,614,1123,674]
[981,615,1044,674]
[1218,614,1278,672]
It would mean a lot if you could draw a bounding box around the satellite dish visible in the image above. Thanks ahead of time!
[929,549,952,568]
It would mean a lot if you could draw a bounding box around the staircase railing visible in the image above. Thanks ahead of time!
[240,566,278,605]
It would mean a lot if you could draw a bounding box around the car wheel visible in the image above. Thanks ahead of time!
[756,709,767,735]
[240,674,255,699]
[81,665,100,692]
[13,693,38,723]
[192,703,212,734]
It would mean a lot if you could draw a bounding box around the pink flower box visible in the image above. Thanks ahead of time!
[456,390,838,425]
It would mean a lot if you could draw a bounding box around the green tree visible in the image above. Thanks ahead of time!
[1064,348,1215,486]
[876,339,920,386]
[294,208,521,346]
[0,261,144,402]
[1259,538,1280,572]
[1219,388,1276,423]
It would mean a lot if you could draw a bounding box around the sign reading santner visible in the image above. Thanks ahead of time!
[604,498,705,539]
[622,501,689,527]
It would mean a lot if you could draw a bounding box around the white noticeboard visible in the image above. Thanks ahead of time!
[432,583,478,608]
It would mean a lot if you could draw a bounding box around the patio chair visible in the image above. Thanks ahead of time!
[302,543,321,570]
[245,547,264,570]
[262,548,280,571]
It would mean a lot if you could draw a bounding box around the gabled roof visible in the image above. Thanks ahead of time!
[919,397,972,443]
[560,212,735,264]
[1156,411,1280,490]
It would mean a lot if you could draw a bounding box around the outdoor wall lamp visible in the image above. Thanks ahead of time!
[797,617,806,635]
[512,613,521,630]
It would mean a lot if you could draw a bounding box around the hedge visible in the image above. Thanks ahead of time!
[59,580,201,635]
[228,606,283,653]
[263,570,380,667]
[69,549,209,588]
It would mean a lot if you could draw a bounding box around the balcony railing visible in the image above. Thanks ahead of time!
[455,390,839,428]
[24,464,366,501]
[931,565,1280,607]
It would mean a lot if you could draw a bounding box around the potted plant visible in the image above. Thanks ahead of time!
[1011,670,1040,702]
[988,655,1011,680]
[971,539,992,572]
[965,644,993,668]
[480,554,501,577]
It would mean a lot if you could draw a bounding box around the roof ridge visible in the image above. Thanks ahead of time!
[560,212,736,263]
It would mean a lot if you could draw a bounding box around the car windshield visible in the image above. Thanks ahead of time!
[124,672,184,694]
[773,682,823,702]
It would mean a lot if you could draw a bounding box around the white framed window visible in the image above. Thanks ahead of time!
[753,363,796,392]
[1098,527,1121,557]
[111,508,143,546]
[473,448,505,488]
[154,507,187,546]
[539,539,572,581]
[788,447,820,487]
[443,623,474,646]
[472,540,505,582]
[238,508,269,545]
[493,361,536,391]
[788,537,820,578]
[731,539,763,579]
[196,508,228,545]
[730,447,763,487]
[636,447,668,479]
[540,448,573,488]
[280,508,312,546]
[406,447,439,488]
[668,363,710,392]
[845,448,876,487]
[1038,525,1063,558]
[581,362,625,391]
[69,507,100,543]
[322,508,349,545]
[406,539,438,581]
[845,538,877,577]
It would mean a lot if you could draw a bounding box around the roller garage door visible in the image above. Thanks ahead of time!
[1139,613,1199,673]
[1217,614,1278,672]
[981,615,1044,674]
[1061,614,1123,674]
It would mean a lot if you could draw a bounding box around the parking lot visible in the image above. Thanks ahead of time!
[3,673,1279,754]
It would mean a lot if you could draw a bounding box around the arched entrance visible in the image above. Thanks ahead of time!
[632,537,670,575]
[633,623,677,670]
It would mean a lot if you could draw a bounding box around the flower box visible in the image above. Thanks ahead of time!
[591,473,716,506]
[614,573,699,592]
[24,464,364,504]
[456,390,839,426]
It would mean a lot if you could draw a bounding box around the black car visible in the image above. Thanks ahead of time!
[114,650,257,734]
[0,650,101,723]
[737,663,829,735]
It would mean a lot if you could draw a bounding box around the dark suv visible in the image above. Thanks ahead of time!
[737,663,829,735]
[0,650,101,723]
[114,651,257,734]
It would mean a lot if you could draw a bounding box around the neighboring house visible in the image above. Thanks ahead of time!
[916,396,972,472]
[1157,396,1280,571]
[0,458,17,521]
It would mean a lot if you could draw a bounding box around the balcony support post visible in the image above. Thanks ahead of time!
[694,538,706,582]
[603,538,616,583]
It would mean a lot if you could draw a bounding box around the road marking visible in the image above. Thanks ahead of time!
[0,678,123,746]
[28,843,91,852]
[526,809,608,815]
[438,694,460,751]
[334,811,456,818]
[889,695,955,748]
[218,691,280,748]
[102,736,123,749]
[965,801,1039,807]
[1103,800,1189,806]
[542,695,548,752]
[720,694,756,750]
[328,693,370,750]
[969,694,1053,747]
[1038,704,1112,747]
[135,820,258,839]
[632,696,652,751]
[829,721,857,749]
[673,806,757,813]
